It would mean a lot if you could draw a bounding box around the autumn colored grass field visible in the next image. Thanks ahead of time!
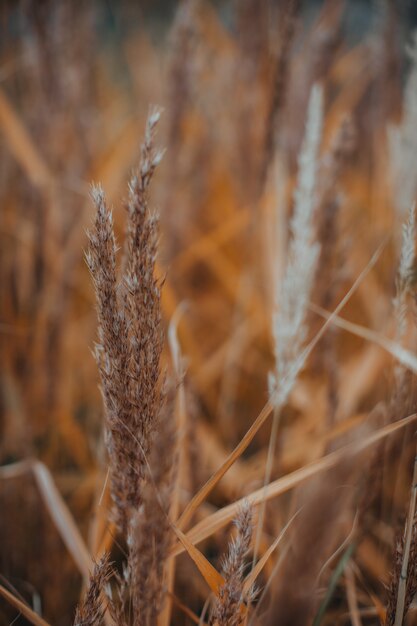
[2,1,417,624]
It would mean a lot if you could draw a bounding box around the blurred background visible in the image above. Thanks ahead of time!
[1,0,417,624]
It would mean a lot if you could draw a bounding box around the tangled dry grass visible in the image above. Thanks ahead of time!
[2,1,417,625]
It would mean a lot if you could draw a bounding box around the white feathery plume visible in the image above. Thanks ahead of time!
[389,32,417,218]
[252,82,324,572]
[394,203,416,341]
[269,83,323,408]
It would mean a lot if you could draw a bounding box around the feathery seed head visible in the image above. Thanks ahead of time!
[269,83,323,408]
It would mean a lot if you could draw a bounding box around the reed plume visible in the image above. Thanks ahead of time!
[86,185,131,531]
[269,83,323,408]
[86,109,164,533]
[74,554,113,626]
[128,388,177,626]
[210,501,254,626]
[393,203,416,342]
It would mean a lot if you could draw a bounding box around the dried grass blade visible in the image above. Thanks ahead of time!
[171,413,417,557]
[310,303,417,374]
[297,239,387,367]
[177,399,273,530]
[31,461,92,581]
[170,521,225,594]
[0,584,51,626]
[159,309,189,626]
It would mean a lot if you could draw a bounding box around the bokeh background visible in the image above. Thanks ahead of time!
[1,1,417,624]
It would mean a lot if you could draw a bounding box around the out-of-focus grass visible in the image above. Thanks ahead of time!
[0,1,417,625]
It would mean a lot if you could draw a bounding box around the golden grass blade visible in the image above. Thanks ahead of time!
[171,412,417,557]
[177,240,387,531]
[0,88,52,188]
[0,584,51,626]
[177,399,273,531]
[310,303,417,374]
[291,239,387,374]
[170,521,225,595]
[194,419,264,500]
